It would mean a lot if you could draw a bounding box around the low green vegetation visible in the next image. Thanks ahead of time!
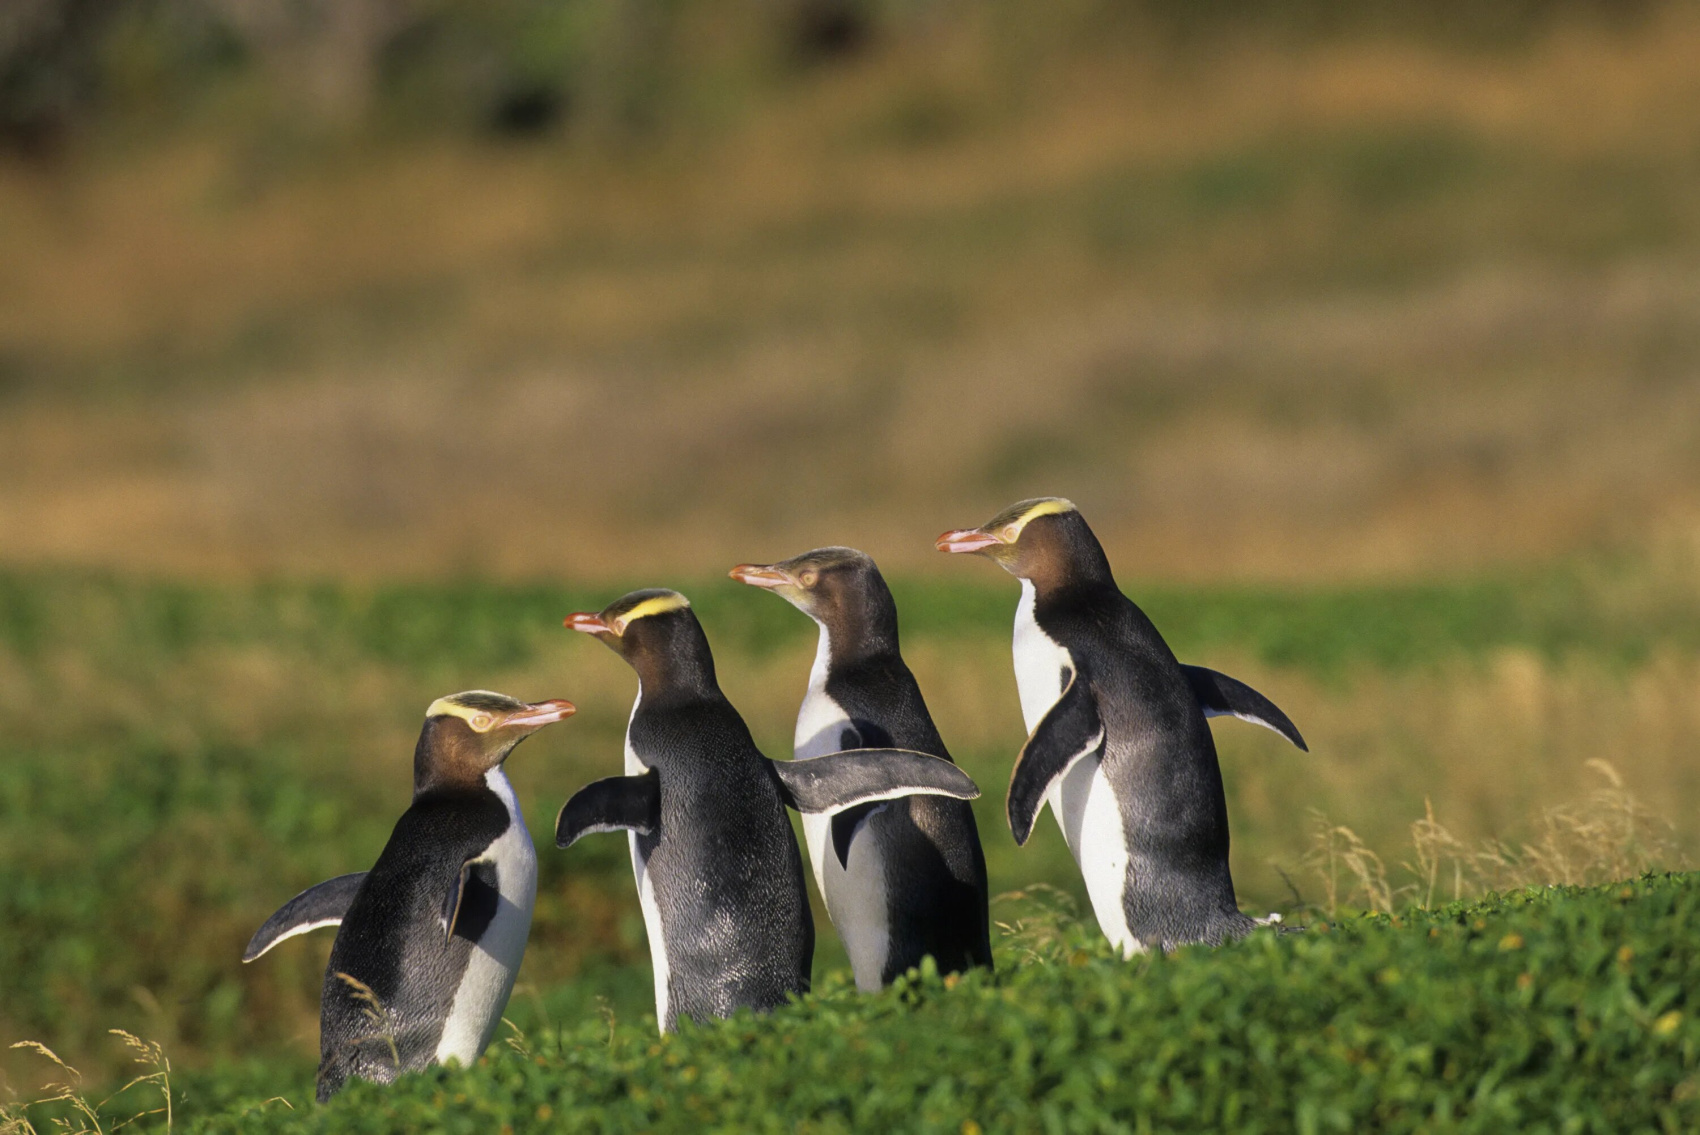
[10,874,1696,1133]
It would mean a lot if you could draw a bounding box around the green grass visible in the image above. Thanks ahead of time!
[5,558,1696,679]
[2,563,1696,1101]
[14,872,1688,1133]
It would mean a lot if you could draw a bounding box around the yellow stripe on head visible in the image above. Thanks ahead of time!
[989,497,1077,541]
[426,690,525,732]
[610,590,691,634]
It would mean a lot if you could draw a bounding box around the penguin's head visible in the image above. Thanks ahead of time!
[729,546,890,623]
[416,690,575,791]
[936,497,1111,587]
[564,589,718,690]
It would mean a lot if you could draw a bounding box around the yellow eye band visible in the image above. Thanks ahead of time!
[612,592,691,633]
[1005,498,1076,539]
[426,697,501,732]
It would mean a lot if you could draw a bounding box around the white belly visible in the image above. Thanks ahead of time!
[803,805,891,991]
[792,629,891,990]
[434,768,538,1065]
[1049,756,1140,958]
[622,687,673,1032]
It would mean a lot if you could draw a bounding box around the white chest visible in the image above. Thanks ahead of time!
[434,767,538,1064]
[794,626,852,761]
[621,686,673,1031]
[1013,580,1073,732]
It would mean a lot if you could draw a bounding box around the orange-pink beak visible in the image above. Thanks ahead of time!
[728,564,793,589]
[936,528,1002,554]
[502,699,577,727]
[563,612,614,635]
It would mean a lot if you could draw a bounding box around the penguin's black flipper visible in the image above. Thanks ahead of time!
[443,859,501,944]
[1007,671,1104,846]
[242,872,368,962]
[1181,665,1308,751]
[772,749,979,817]
[829,802,885,871]
[555,769,661,849]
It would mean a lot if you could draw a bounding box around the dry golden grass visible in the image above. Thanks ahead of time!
[1223,648,1700,908]
[0,1032,173,1135]
[2,10,1700,581]
[1305,760,1684,917]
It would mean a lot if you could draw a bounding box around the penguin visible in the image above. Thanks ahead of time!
[936,499,1306,955]
[243,691,575,1101]
[729,549,992,991]
[553,589,981,1031]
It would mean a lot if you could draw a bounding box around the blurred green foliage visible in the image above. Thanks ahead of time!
[4,562,1697,678]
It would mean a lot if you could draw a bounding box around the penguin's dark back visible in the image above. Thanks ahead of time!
[821,655,949,756]
[818,652,987,882]
[318,788,510,1089]
[630,694,815,1018]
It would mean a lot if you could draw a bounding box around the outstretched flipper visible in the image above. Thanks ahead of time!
[442,858,501,944]
[243,872,368,962]
[772,749,979,826]
[1007,671,1104,846]
[1181,665,1308,751]
[555,769,661,849]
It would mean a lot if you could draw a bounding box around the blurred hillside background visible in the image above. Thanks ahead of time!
[5,0,1700,577]
[4,0,1700,1105]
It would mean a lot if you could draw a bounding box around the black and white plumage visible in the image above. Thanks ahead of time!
[939,499,1306,955]
[555,589,981,1030]
[243,691,574,1101]
[730,548,992,991]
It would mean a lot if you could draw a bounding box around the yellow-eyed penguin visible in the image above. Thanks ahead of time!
[553,589,980,1030]
[243,691,574,1101]
[730,548,992,990]
[937,499,1306,954]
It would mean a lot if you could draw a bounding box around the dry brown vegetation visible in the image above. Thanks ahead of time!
[0,1032,173,1135]
[3,8,1700,580]
[1305,760,1683,917]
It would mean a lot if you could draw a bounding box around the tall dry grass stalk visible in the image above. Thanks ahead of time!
[332,972,399,1072]
[1304,814,1397,916]
[0,1032,171,1135]
[1306,760,1684,918]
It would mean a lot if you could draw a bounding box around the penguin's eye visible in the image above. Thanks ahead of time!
[1001,525,1021,543]
[799,571,818,588]
[469,712,495,732]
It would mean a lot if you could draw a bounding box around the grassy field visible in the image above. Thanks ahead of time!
[1,560,1695,1102]
[4,2,1700,1127]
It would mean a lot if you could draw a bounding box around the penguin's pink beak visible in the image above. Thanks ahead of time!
[729,564,793,589]
[502,699,577,728]
[936,528,1002,554]
[564,612,614,635]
